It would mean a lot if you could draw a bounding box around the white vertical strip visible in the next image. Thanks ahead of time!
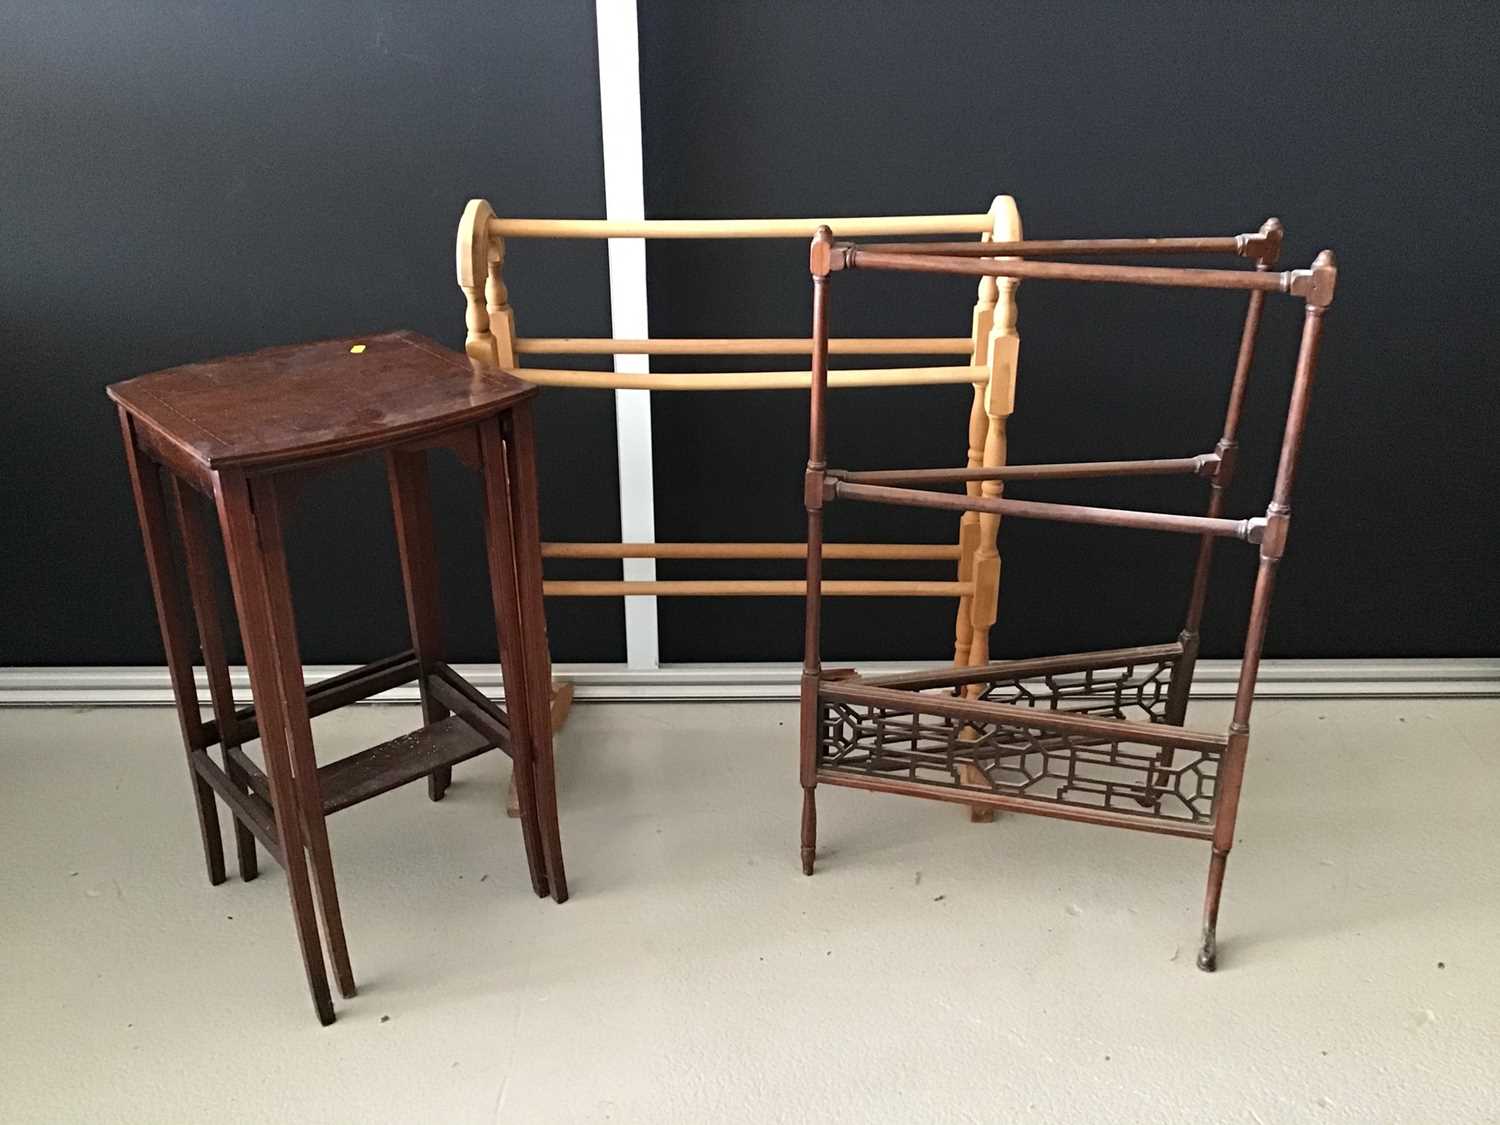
[595,0,659,669]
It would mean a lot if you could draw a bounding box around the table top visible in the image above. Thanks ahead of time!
[108,331,534,471]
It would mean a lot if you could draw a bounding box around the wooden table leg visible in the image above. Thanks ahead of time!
[505,682,571,818]
[505,404,568,903]
[215,470,337,1025]
[247,476,357,1000]
[386,449,451,801]
[118,411,226,886]
[172,479,258,881]
[478,419,551,900]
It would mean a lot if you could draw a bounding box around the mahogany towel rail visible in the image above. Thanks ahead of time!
[798,221,1337,971]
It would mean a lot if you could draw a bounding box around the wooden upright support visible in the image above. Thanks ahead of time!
[457,198,501,366]
[965,196,1023,671]
[956,197,1022,818]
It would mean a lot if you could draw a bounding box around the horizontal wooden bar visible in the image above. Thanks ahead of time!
[856,236,1250,258]
[220,690,494,814]
[515,366,985,391]
[817,769,1214,841]
[845,247,1300,295]
[489,214,994,239]
[200,650,420,748]
[540,541,961,561]
[542,580,974,597]
[192,751,283,865]
[225,745,270,799]
[831,480,1258,541]
[858,642,1185,690]
[820,680,1229,753]
[514,337,973,356]
[427,665,511,755]
[836,455,1213,486]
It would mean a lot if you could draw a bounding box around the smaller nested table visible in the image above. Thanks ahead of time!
[110,331,566,1025]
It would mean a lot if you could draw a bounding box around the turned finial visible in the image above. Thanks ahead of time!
[457,199,500,364]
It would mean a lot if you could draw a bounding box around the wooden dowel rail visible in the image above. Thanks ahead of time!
[513,337,973,356]
[841,247,1313,297]
[542,579,975,597]
[835,454,1216,486]
[541,541,961,560]
[830,480,1264,542]
[857,235,1262,258]
[488,214,996,239]
[858,640,1187,689]
[820,680,1229,754]
[515,365,984,391]
[200,649,419,749]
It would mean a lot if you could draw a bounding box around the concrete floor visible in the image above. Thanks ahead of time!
[1,698,1496,1123]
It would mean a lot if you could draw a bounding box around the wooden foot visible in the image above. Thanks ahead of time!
[1198,847,1229,972]
[800,788,817,875]
[551,680,575,730]
[960,762,997,821]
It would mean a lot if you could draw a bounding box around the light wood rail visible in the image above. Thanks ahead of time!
[514,365,983,391]
[457,196,1025,822]
[540,542,961,561]
[488,214,995,239]
[514,337,972,356]
[543,580,974,597]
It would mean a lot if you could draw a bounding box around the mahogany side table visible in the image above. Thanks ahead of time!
[109,331,567,1024]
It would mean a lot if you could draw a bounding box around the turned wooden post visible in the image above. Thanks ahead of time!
[486,235,517,368]
[952,195,1009,666]
[457,198,501,366]
[965,196,1022,669]
[956,196,1022,819]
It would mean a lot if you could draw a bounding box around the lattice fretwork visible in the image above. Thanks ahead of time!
[817,653,1220,826]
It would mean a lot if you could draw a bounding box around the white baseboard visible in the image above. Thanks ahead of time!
[0,658,1495,706]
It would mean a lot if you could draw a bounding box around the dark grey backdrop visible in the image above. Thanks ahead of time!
[2,1,624,665]
[638,0,1500,662]
[3,2,1495,666]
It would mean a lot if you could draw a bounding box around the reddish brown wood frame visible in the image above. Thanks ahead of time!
[799,222,1337,972]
